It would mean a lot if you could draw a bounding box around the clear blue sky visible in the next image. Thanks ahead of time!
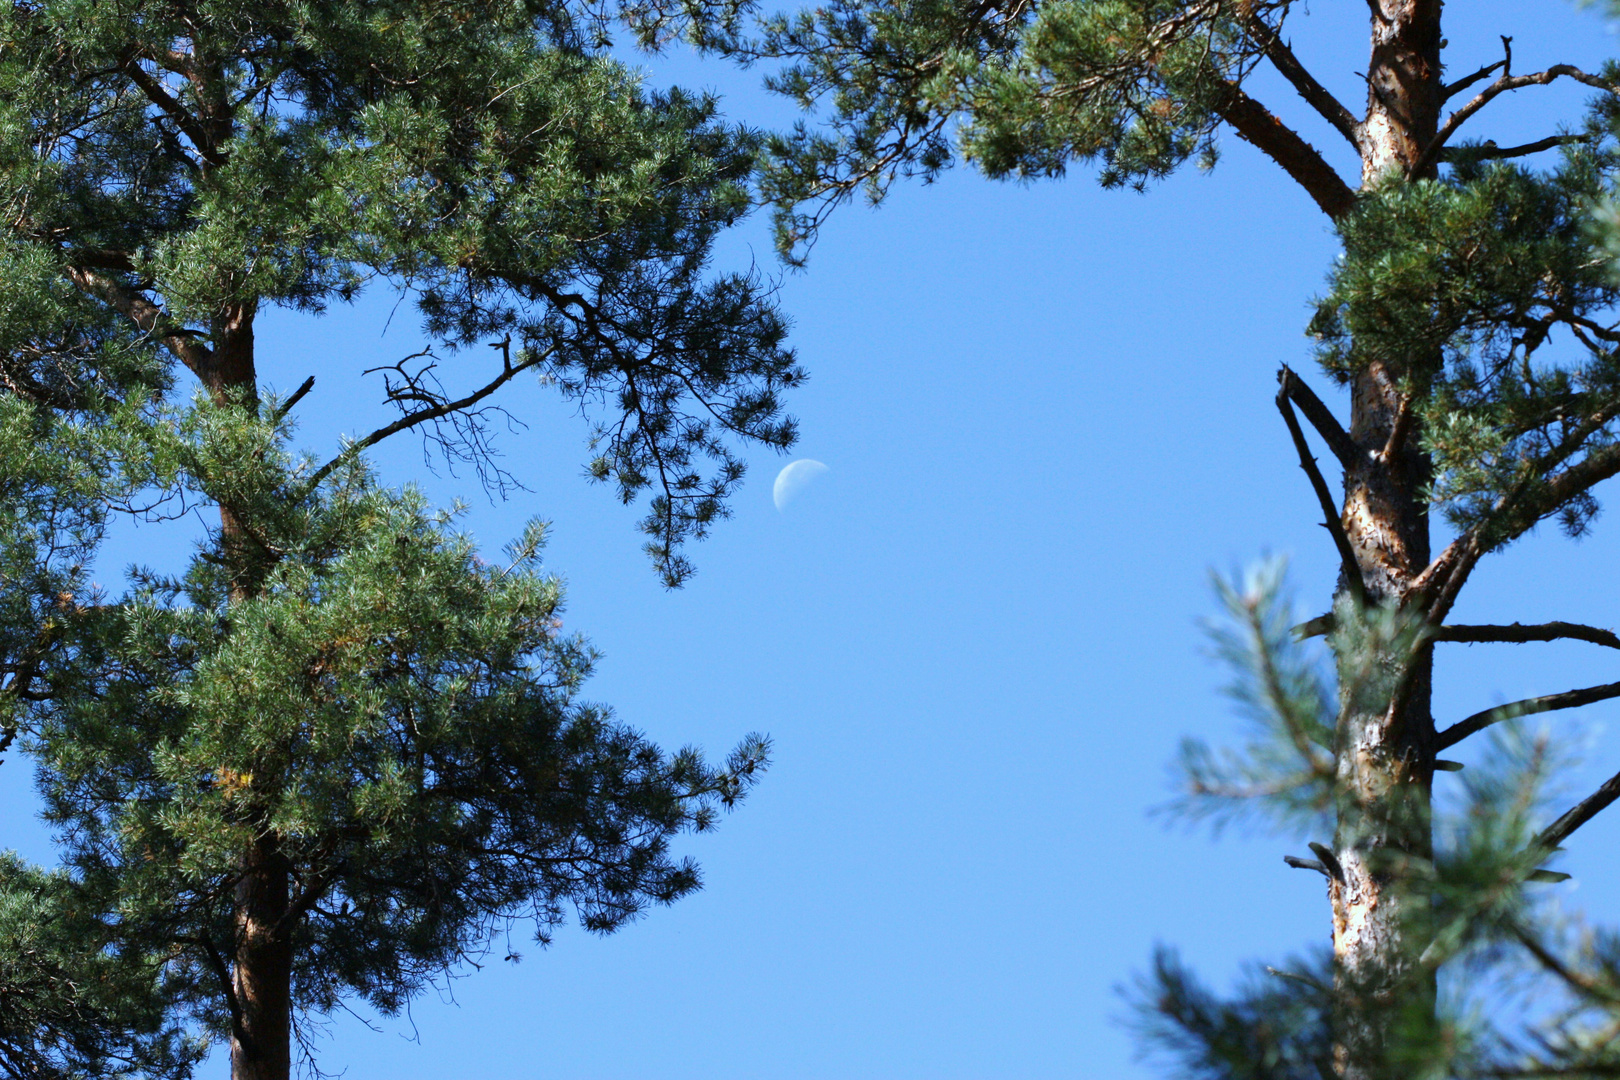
[9,3,1620,1077]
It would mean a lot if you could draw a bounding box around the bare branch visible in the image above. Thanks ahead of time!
[1435,622,1620,651]
[1418,63,1618,174]
[270,376,315,424]
[303,342,548,493]
[1538,767,1620,850]
[1307,841,1345,883]
[1284,854,1330,877]
[1277,382,1366,607]
[1279,365,1357,468]
[1439,134,1589,163]
[1436,679,1620,750]
[1443,58,1508,103]
[1244,15,1361,150]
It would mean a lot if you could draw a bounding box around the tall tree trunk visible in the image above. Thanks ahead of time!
[1330,3,1443,1077]
[231,834,293,1080]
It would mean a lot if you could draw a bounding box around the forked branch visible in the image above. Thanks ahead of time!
[1243,14,1361,150]
[1436,679,1620,750]
[1443,36,1512,104]
[1418,63,1619,174]
[304,340,549,493]
[1278,366,1357,468]
[1276,378,1366,607]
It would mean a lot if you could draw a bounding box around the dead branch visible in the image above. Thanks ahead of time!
[1436,679,1620,750]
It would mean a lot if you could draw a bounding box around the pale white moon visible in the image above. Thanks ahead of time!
[773,459,828,511]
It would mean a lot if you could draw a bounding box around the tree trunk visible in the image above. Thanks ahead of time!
[231,834,293,1080]
[1330,4,1444,1077]
[197,303,296,1080]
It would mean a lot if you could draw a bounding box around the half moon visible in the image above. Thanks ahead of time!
[773,459,829,511]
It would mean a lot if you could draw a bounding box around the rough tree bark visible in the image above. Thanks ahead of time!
[1329,3,1443,1077]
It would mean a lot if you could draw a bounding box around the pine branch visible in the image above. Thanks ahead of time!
[1413,434,1620,624]
[1435,622,1620,651]
[1436,679,1620,750]
[1214,81,1357,219]
[1278,366,1357,468]
[63,264,214,377]
[118,58,227,167]
[1276,382,1366,607]
[1244,15,1361,151]
[1417,63,1619,175]
[1537,767,1620,850]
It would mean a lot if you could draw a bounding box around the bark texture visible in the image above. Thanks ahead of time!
[1329,3,1444,1076]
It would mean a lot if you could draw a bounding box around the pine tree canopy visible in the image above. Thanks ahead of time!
[0,1,789,1077]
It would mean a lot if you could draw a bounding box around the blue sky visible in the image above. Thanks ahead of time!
[11,3,1620,1077]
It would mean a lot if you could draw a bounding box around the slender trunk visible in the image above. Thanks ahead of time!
[203,310,296,1080]
[231,834,293,1080]
[1330,4,1443,1077]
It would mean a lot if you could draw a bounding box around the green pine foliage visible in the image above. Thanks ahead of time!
[33,414,767,1045]
[1138,568,1620,1079]
[0,0,794,1074]
[721,0,1279,261]
[0,0,804,584]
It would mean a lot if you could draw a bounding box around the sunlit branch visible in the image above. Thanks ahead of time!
[1214,81,1357,219]
[1243,14,1361,150]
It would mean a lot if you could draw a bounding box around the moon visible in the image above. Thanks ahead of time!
[773,459,828,511]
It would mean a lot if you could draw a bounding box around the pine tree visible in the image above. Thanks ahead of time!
[716,1,1620,1075]
[0,2,796,1078]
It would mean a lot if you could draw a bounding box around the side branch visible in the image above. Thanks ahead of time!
[1214,82,1357,219]
[1418,64,1619,174]
[64,264,213,376]
[1278,366,1357,468]
[1435,622,1620,651]
[1276,384,1366,607]
[1538,768,1620,850]
[1439,134,1589,163]
[1436,679,1620,750]
[1243,15,1361,150]
[303,342,547,492]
